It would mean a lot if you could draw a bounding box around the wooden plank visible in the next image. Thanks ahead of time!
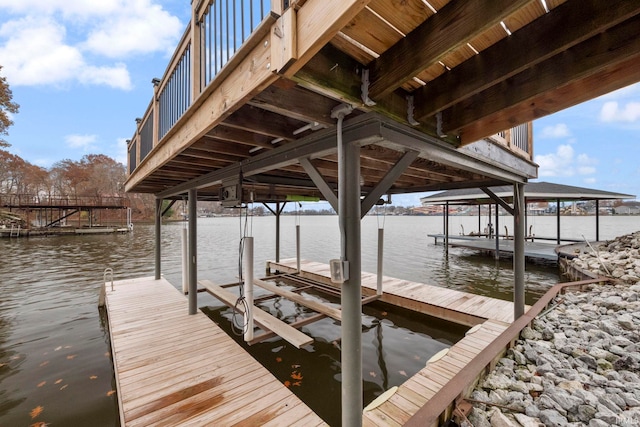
[200,279,314,348]
[105,276,325,426]
[254,278,343,321]
[414,0,640,121]
[367,0,533,99]
[452,15,640,141]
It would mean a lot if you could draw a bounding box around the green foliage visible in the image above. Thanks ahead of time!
[0,66,20,147]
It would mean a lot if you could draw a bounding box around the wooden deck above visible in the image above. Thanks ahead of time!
[124,0,640,202]
[103,276,326,426]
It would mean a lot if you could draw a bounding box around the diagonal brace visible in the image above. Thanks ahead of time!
[299,157,338,211]
[481,187,514,216]
[361,150,419,217]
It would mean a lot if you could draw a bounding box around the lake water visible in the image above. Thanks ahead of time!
[0,214,637,425]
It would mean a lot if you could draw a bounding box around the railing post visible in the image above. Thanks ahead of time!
[152,80,160,149]
[191,1,201,100]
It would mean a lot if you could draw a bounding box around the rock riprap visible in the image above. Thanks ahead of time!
[466,232,640,427]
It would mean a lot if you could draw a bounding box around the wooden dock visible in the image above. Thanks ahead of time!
[269,259,525,325]
[103,276,326,426]
[267,259,522,425]
[427,234,559,261]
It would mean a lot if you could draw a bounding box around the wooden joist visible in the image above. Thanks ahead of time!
[200,279,314,349]
[254,278,343,321]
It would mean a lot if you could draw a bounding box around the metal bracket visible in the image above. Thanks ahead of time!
[436,112,447,138]
[360,69,376,106]
[407,95,419,126]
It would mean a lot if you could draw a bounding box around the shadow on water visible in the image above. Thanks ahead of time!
[202,278,468,426]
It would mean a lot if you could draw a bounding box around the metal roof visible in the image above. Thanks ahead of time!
[420,181,636,205]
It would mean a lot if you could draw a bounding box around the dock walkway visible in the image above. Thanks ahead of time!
[103,276,325,426]
[269,259,524,325]
[427,234,559,261]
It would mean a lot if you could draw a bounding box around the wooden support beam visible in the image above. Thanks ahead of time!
[254,278,342,321]
[448,16,640,143]
[293,43,457,145]
[200,280,313,349]
[367,0,533,100]
[414,0,640,122]
[250,81,336,126]
[283,0,371,76]
[223,104,308,139]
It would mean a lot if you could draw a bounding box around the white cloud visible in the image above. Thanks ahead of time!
[584,177,596,184]
[540,123,570,139]
[0,0,182,89]
[535,144,598,177]
[600,101,640,123]
[0,17,132,89]
[83,3,183,58]
[65,134,98,150]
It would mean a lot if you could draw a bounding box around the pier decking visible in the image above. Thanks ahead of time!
[103,276,325,426]
[269,259,525,325]
[427,234,559,261]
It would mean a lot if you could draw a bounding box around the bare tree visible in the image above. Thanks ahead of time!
[0,66,19,148]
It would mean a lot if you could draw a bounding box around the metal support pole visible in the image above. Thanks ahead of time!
[377,227,384,296]
[444,201,449,253]
[296,224,301,273]
[494,203,500,260]
[488,204,492,237]
[154,198,162,280]
[244,236,254,342]
[513,183,526,319]
[334,104,361,427]
[188,189,197,315]
[478,205,481,234]
[181,226,188,293]
[556,198,561,244]
[275,202,281,262]
[595,200,600,241]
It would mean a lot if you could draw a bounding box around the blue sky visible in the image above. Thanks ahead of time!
[1,1,639,206]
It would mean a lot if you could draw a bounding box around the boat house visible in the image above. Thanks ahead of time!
[117,1,640,425]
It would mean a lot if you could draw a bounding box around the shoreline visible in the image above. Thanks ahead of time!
[467,231,640,427]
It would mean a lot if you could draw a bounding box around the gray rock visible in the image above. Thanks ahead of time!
[469,408,492,427]
[483,373,513,390]
[521,326,541,340]
[549,389,582,413]
[618,314,634,332]
[524,404,540,418]
[538,409,569,427]
[577,404,598,423]
[490,410,517,427]
[578,354,598,370]
[513,413,542,427]
[623,392,640,407]
[588,420,609,427]
[510,349,528,366]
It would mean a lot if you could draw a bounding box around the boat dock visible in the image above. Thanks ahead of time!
[103,261,528,425]
[427,234,559,261]
[102,276,326,426]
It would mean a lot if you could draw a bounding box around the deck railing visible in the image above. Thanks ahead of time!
[490,122,533,159]
[199,0,272,89]
[0,194,130,208]
[127,0,281,175]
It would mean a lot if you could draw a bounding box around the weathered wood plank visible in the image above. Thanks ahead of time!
[200,279,314,348]
[254,278,343,321]
[105,276,325,426]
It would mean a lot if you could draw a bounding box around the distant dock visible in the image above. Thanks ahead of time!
[427,234,560,262]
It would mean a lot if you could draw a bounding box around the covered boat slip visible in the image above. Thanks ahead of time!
[121,0,640,424]
[103,276,327,426]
